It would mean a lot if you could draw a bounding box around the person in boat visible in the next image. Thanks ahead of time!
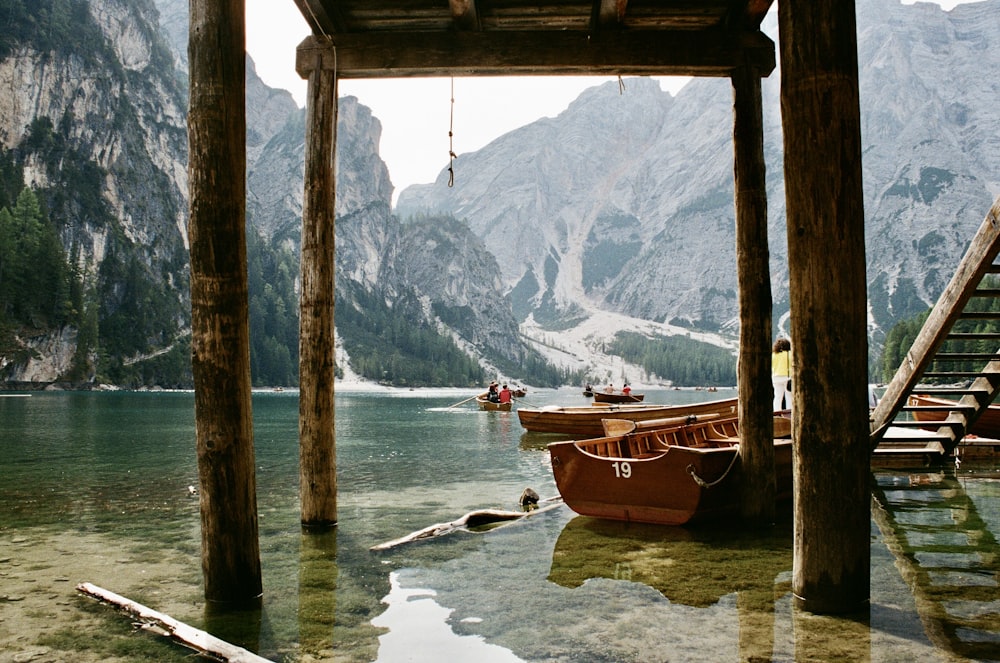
[487,381,500,403]
[499,384,512,404]
[622,383,632,397]
[772,337,792,411]
[604,383,615,393]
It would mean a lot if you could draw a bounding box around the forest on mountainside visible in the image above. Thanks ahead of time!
[879,277,1000,386]
[608,331,738,388]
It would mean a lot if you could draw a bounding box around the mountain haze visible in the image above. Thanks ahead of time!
[398,0,1000,366]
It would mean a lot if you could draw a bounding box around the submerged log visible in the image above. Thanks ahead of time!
[371,499,564,551]
[76,583,272,663]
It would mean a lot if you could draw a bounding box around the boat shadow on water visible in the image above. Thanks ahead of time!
[547,515,793,609]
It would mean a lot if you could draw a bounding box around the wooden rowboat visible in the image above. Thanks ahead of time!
[477,395,512,412]
[593,391,645,403]
[517,397,738,437]
[908,393,1000,438]
[547,415,793,526]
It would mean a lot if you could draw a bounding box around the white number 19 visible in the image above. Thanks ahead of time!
[612,461,632,479]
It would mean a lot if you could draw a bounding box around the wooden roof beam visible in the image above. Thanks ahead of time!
[297,29,775,79]
[450,0,482,31]
[592,0,628,31]
[293,0,347,34]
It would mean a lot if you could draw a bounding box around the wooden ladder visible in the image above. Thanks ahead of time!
[870,197,1000,458]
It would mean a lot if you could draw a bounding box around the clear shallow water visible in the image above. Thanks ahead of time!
[1,387,998,662]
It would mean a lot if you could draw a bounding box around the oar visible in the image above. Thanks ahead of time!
[444,393,482,409]
[512,395,543,408]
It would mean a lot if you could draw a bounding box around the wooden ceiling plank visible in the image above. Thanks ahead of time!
[450,0,482,30]
[293,0,347,34]
[297,29,775,79]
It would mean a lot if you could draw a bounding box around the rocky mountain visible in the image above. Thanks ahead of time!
[5,0,997,387]
[0,0,540,387]
[397,0,1000,363]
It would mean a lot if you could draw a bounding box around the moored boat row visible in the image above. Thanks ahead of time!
[516,397,738,437]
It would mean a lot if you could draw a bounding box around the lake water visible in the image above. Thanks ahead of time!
[1,387,998,662]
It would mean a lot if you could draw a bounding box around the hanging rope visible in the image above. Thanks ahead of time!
[618,75,626,95]
[448,77,457,187]
[686,448,741,489]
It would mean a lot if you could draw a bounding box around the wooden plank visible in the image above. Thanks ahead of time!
[871,198,1000,442]
[449,0,481,30]
[297,30,775,78]
[77,583,272,662]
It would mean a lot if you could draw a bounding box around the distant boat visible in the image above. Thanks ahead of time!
[517,397,739,437]
[582,385,594,398]
[512,387,527,398]
[908,393,1000,438]
[477,395,513,412]
[548,415,793,526]
[593,391,645,404]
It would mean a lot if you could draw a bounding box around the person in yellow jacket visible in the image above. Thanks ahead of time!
[771,337,792,411]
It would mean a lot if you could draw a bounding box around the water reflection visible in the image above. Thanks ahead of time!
[297,530,338,657]
[372,571,523,662]
[548,516,794,660]
[872,469,1000,660]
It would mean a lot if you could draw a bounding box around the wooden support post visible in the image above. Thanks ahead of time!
[779,0,870,613]
[296,39,338,528]
[188,0,262,602]
[732,63,774,525]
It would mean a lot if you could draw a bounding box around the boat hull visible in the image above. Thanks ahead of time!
[909,393,1000,438]
[548,419,792,526]
[593,391,645,404]
[517,397,738,436]
[477,397,512,412]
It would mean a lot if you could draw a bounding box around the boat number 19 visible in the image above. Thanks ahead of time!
[612,461,632,479]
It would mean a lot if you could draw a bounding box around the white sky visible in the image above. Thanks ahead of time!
[245,0,977,200]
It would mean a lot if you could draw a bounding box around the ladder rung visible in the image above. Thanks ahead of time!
[903,404,976,412]
[890,420,965,429]
[922,371,1000,378]
[875,439,950,450]
[945,332,1000,340]
[958,311,1000,319]
[912,387,989,396]
[970,288,1000,296]
[933,353,1000,361]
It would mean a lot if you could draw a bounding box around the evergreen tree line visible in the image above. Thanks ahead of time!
[247,228,299,387]
[608,331,738,387]
[880,276,1000,384]
[336,283,486,387]
[0,188,79,359]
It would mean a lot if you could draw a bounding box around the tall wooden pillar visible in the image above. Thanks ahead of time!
[779,0,870,613]
[732,63,774,525]
[296,38,338,528]
[188,0,262,601]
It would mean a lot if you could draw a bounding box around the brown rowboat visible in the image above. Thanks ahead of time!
[547,415,792,526]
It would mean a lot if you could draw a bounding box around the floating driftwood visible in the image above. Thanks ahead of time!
[371,497,564,551]
[76,582,272,663]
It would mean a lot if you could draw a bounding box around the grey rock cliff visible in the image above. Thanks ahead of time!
[397,0,1000,351]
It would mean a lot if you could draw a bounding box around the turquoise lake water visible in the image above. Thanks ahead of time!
[1,387,998,662]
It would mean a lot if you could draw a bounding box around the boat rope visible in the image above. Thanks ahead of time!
[448,77,457,187]
[686,449,741,489]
